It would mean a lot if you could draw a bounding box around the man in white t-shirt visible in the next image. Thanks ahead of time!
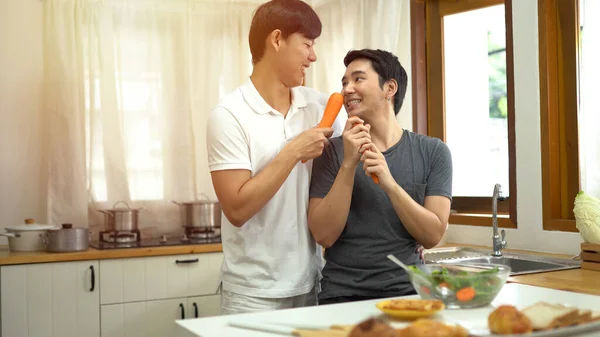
[206,0,346,314]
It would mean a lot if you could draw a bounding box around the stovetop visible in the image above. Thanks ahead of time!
[89,236,221,250]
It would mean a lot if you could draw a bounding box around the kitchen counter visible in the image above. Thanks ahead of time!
[0,243,223,266]
[176,283,600,337]
[509,269,600,295]
[438,242,600,296]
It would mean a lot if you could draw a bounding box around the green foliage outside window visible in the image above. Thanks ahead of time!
[488,31,507,119]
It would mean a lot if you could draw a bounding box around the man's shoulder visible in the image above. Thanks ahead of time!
[213,86,246,112]
[407,130,446,149]
[295,86,329,105]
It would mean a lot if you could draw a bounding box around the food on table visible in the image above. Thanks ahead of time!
[408,263,508,308]
[382,299,444,311]
[487,305,533,334]
[487,301,600,334]
[348,318,469,337]
[347,317,396,337]
[397,319,469,337]
[521,302,586,330]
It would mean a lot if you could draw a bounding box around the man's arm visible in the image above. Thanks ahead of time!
[308,164,355,248]
[382,187,450,249]
[211,151,299,227]
[207,107,333,228]
[308,118,371,247]
[361,140,452,248]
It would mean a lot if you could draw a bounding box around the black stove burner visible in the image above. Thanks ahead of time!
[89,236,221,250]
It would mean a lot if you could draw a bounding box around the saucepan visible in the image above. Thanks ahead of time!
[97,201,145,232]
[44,223,89,252]
[0,219,57,252]
[172,194,221,229]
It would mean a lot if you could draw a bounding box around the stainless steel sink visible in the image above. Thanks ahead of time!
[423,246,581,276]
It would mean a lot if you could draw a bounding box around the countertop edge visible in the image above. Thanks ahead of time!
[0,243,223,266]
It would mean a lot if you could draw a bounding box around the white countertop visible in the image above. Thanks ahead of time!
[176,283,600,337]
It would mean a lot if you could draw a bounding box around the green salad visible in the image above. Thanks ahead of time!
[408,265,505,306]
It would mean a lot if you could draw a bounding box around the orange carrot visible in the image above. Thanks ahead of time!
[456,287,476,302]
[438,282,450,289]
[301,93,344,163]
[318,93,344,128]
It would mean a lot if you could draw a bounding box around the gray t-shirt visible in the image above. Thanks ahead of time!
[309,129,452,300]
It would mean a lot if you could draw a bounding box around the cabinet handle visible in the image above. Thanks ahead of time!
[89,265,95,291]
[175,258,199,264]
[193,302,198,318]
[179,303,185,319]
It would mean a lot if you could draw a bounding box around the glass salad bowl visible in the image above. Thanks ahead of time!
[407,263,510,309]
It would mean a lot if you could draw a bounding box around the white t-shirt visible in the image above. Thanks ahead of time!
[206,78,347,298]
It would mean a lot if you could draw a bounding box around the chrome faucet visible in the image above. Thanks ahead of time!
[492,183,507,257]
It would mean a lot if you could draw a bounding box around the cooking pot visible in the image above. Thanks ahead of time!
[45,224,89,252]
[0,223,57,252]
[172,194,221,229]
[98,201,145,232]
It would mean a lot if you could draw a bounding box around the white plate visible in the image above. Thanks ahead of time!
[463,320,600,337]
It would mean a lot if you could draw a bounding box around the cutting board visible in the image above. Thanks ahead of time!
[581,243,600,271]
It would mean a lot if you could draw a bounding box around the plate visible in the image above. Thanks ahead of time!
[376,299,445,320]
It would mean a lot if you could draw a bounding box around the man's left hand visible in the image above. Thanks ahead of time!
[360,142,394,189]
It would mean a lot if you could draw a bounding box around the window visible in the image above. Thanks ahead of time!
[411,0,517,228]
[84,33,165,202]
[538,0,580,232]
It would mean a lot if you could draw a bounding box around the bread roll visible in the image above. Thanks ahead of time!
[488,305,533,334]
[347,318,396,337]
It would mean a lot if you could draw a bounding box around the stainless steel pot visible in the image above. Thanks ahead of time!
[0,223,56,252]
[98,201,145,231]
[172,195,221,229]
[45,224,89,252]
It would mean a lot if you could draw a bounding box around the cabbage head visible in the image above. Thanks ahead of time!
[573,191,600,244]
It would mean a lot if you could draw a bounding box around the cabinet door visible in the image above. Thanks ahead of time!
[1,261,100,337]
[186,295,221,319]
[100,252,224,304]
[187,252,223,297]
[101,298,189,337]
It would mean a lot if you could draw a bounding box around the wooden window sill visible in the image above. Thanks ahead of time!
[449,213,517,228]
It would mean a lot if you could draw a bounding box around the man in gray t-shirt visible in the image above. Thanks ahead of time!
[308,49,452,305]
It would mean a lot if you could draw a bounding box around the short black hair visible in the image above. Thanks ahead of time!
[249,0,322,64]
[343,49,408,116]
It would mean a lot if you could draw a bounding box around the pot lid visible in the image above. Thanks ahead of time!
[5,224,57,231]
[101,207,144,212]
[49,223,85,231]
[172,193,219,205]
[100,201,145,212]
[173,200,218,205]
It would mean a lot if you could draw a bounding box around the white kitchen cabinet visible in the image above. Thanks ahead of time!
[100,297,211,337]
[1,260,100,337]
[99,252,223,337]
[100,252,222,305]
[187,295,221,318]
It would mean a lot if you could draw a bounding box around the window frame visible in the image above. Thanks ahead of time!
[410,0,517,228]
[537,0,580,232]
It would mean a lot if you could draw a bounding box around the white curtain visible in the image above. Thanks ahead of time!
[305,0,412,129]
[43,0,412,237]
[579,0,600,198]
[43,0,255,237]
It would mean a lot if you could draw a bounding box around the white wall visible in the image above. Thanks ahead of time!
[445,0,583,256]
[0,0,47,241]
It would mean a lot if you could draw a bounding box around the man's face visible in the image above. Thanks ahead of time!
[275,32,317,87]
[341,59,387,119]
